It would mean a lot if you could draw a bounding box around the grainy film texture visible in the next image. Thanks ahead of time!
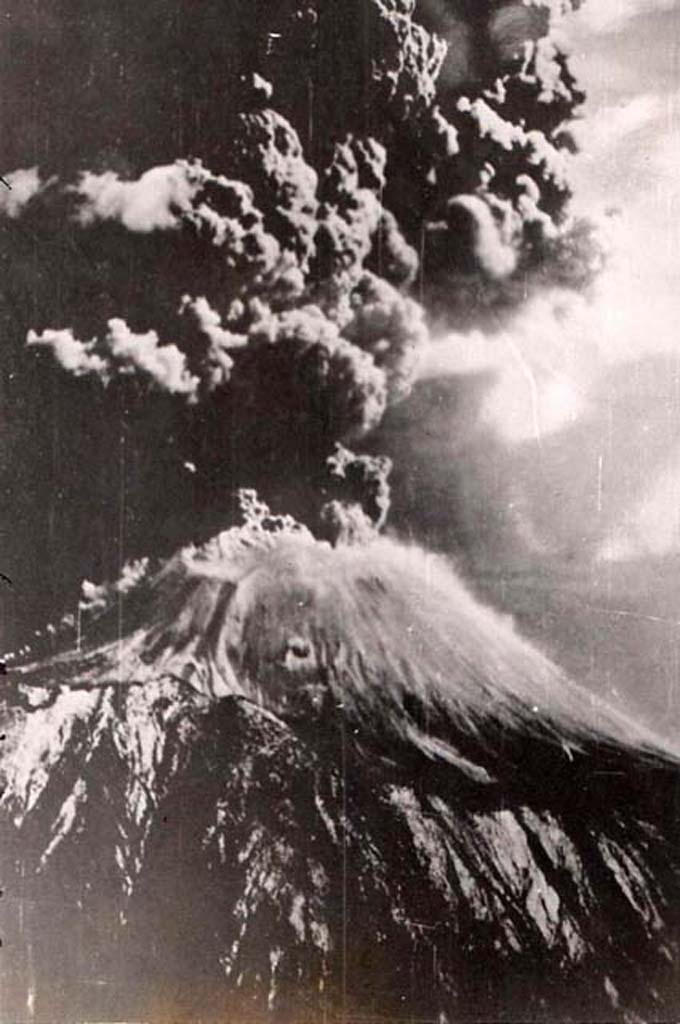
[1,1,680,1022]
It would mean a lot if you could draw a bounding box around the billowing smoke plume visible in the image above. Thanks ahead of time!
[0,0,592,645]
[319,444,393,544]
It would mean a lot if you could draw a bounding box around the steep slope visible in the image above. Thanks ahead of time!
[2,520,680,1023]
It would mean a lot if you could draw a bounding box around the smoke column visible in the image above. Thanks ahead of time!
[0,0,598,647]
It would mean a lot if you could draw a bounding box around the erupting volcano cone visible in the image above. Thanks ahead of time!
[2,515,680,1022]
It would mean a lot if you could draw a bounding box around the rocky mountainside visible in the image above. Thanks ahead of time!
[2,518,680,1023]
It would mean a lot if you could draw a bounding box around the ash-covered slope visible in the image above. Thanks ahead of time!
[2,514,680,1023]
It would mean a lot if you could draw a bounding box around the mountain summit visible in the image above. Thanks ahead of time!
[2,510,680,1023]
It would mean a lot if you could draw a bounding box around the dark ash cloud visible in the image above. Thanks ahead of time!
[0,0,588,648]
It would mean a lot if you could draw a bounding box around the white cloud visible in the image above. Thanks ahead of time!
[26,326,109,377]
[0,167,49,218]
[104,318,199,395]
[27,319,200,397]
[73,162,202,233]
[446,193,518,279]
[567,0,678,35]
[179,295,247,391]
[419,195,680,447]
[420,288,593,443]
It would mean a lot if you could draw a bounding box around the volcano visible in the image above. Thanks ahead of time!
[2,1,679,1020]
[2,508,680,1024]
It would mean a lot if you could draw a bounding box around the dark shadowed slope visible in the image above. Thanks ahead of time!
[2,519,680,1023]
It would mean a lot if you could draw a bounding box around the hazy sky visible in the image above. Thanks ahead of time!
[396,0,680,737]
[419,0,680,565]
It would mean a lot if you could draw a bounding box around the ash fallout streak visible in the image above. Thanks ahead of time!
[0,1,679,1022]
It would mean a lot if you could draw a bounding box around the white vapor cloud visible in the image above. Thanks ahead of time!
[28,319,200,397]
[104,318,199,394]
[447,194,518,279]
[420,287,592,443]
[420,3,680,463]
[567,0,678,34]
[73,163,202,232]
[25,326,109,377]
[179,295,247,391]
[0,168,49,218]
[420,201,680,447]
[179,295,247,350]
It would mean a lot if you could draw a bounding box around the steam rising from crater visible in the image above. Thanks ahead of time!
[21,497,673,771]
[1,0,592,574]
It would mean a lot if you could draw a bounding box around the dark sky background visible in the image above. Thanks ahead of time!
[2,0,680,740]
